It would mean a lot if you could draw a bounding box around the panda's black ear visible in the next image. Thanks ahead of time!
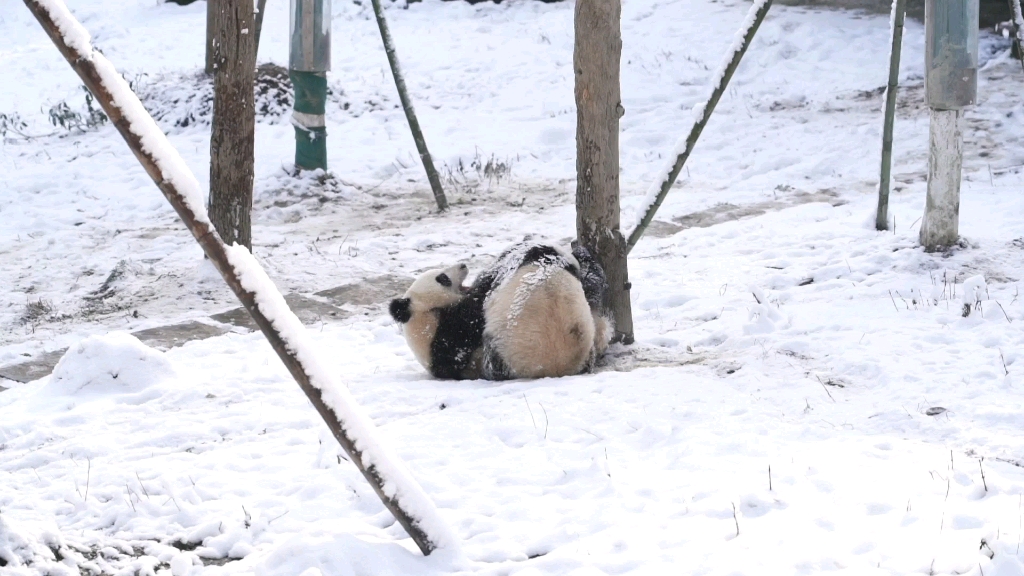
[389,298,412,323]
[435,273,452,287]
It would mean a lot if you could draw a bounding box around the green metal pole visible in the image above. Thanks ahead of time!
[289,0,330,171]
[875,0,907,231]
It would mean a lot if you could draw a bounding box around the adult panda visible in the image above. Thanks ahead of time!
[389,241,612,380]
[475,241,613,380]
[388,263,486,380]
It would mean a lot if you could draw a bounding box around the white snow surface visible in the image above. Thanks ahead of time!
[3,0,1024,573]
[223,243,460,555]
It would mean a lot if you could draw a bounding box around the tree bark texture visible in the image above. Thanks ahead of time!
[920,108,963,251]
[209,0,256,250]
[574,0,633,344]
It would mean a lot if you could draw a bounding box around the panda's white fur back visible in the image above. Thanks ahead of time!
[483,263,596,379]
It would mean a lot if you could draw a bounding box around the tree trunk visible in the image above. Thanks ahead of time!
[205,0,215,75]
[574,0,633,344]
[209,0,256,249]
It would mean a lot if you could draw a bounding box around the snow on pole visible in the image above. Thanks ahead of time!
[875,0,907,231]
[369,0,448,211]
[624,0,772,255]
[22,0,459,557]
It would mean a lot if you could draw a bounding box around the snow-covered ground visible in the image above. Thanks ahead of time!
[2,0,1024,573]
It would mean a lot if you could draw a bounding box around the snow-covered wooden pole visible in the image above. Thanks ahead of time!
[23,0,458,557]
[919,0,978,251]
[370,0,448,211]
[624,0,771,254]
[875,0,907,231]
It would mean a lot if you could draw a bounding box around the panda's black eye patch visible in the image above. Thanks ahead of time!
[436,273,452,287]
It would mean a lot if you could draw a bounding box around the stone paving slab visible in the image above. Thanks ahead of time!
[0,321,230,384]
[0,276,405,385]
[132,321,231,351]
[316,274,411,307]
[210,294,351,329]
[0,349,68,384]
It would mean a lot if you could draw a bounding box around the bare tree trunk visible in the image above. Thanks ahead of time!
[205,0,215,75]
[575,0,633,344]
[254,0,269,62]
[209,0,256,249]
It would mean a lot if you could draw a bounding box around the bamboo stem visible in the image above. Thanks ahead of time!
[624,0,771,254]
[875,0,907,231]
[22,0,453,556]
[369,0,448,211]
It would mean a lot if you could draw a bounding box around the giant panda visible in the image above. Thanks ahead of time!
[389,242,612,381]
[476,241,613,380]
[388,263,486,380]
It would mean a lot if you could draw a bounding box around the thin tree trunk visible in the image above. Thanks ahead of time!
[209,0,256,249]
[254,0,269,62]
[369,0,448,211]
[205,0,215,75]
[875,0,907,231]
[575,0,632,344]
[1011,0,1024,72]
[23,0,457,556]
[625,0,771,254]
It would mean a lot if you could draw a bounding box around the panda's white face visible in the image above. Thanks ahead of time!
[403,264,468,312]
[390,263,470,372]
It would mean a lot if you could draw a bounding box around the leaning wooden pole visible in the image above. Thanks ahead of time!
[875,0,908,231]
[369,0,448,211]
[23,0,457,557]
[624,0,771,254]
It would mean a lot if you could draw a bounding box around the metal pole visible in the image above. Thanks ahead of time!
[920,0,978,251]
[875,0,907,231]
[289,0,331,170]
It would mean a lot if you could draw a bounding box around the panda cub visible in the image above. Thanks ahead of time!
[477,242,612,380]
[388,263,486,380]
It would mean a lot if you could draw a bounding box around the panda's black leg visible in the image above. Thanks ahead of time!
[482,342,513,381]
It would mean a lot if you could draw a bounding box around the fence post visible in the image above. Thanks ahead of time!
[919,0,978,251]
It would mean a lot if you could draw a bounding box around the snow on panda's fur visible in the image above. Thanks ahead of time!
[388,263,486,380]
[477,242,613,380]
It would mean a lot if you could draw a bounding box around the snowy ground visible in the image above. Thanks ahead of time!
[2,0,1024,573]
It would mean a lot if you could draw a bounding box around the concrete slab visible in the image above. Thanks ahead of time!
[209,306,258,330]
[210,294,350,330]
[316,274,411,307]
[0,349,68,384]
[132,321,231,351]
